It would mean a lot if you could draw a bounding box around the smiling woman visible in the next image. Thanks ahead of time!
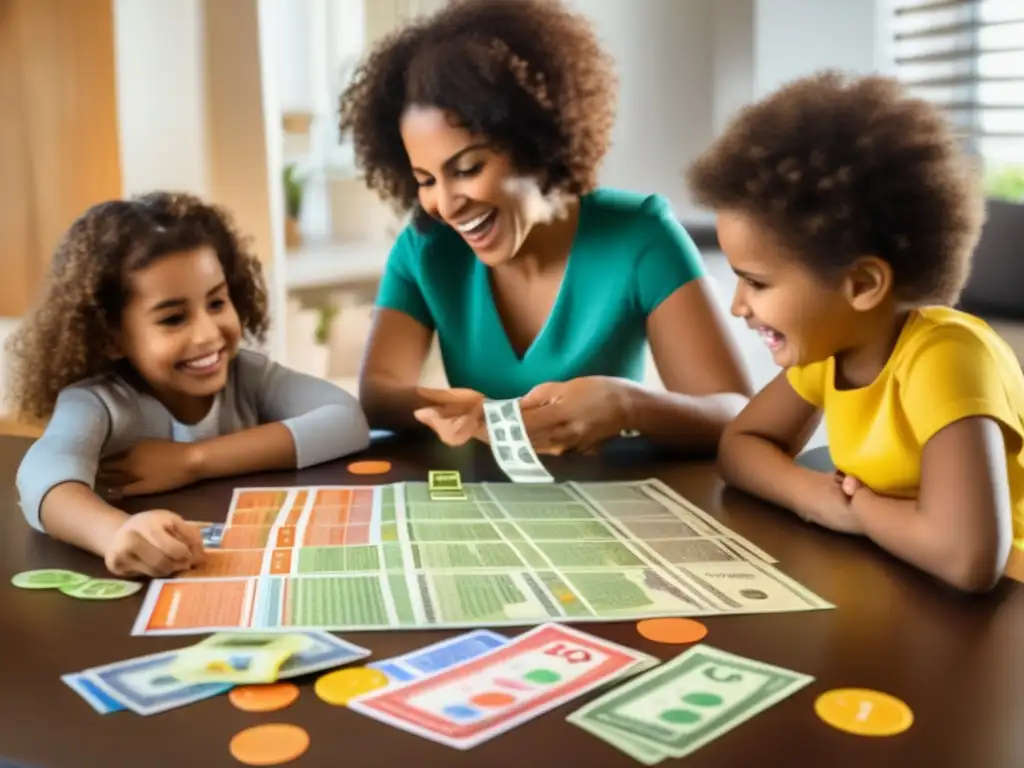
[339,0,752,455]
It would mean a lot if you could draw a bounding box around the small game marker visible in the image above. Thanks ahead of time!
[347,460,393,475]
[10,569,90,590]
[229,683,300,713]
[229,723,309,766]
[814,688,913,737]
[635,618,708,645]
[314,667,389,706]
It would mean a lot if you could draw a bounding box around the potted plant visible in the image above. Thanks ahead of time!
[958,164,1024,319]
[307,302,338,380]
[283,163,306,248]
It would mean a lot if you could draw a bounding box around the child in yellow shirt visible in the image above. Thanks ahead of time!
[689,71,1024,593]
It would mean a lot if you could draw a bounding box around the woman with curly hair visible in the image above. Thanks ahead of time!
[7,192,369,577]
[701,71,1024,592]
[338,0,751,455]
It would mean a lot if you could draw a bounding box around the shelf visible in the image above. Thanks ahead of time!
[284,239,392,290]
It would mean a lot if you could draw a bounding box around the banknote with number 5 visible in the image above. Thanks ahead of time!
[568,644,813,761]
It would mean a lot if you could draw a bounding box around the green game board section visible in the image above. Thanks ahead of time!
[386,574,417,624]
[296,545,380,573]
[426,572,553,624]
[142,479,831,636]
[405,504,489,521]
[517,520,619,540]
[412,542,525,569]
[535,540,645,568]
[285,575,390,627]
[499,502,597,520]
[409,522,505,542]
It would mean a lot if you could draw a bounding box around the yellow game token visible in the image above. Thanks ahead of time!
[314,666,388,706]
[814,688,913,736]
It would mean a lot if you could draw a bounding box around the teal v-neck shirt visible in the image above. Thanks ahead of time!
[374,187,706,399]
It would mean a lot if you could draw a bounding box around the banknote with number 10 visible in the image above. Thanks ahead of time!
[348,623,657,749]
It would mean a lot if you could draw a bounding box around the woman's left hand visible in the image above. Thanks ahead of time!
[519,376,633,455]
[99,440,203,498]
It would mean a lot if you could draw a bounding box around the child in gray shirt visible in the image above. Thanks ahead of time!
[6,191,370,578]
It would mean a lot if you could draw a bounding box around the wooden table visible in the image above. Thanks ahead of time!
[0,433,1021,768]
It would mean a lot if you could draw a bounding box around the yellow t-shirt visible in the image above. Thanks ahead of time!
[786,306,1024,553]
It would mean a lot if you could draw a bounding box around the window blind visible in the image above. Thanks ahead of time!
[892,0,1024,165]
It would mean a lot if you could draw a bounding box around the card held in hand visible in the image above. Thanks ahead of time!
[349,622,656,750]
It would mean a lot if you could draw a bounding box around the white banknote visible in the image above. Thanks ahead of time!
[482,398,554,483]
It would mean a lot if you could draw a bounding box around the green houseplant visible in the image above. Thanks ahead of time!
[283,163,306,247]
[985,164,1024,203]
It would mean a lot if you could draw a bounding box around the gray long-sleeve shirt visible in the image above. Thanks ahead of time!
[15,349,371,531]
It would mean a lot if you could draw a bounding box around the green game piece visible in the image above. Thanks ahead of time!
[430,488,468,501]
[11,569,91,590]
[429,470,467,501]
[59,578,143,600]
[428,470,463,491]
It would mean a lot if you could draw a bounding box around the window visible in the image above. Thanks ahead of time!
[892,0,1024,175]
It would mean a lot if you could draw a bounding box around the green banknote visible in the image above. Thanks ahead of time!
[568,644,813,763]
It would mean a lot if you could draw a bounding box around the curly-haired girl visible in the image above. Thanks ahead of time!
[693,71,1024,592]
[7,192,369,577]
[338,0,751,455]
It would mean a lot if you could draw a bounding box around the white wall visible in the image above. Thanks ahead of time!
[568,0,890,220]
[113,0,208,195]
[712,0,755,137]
[754,0,888,98]
[113,0,280,356]
[570,0,715,220]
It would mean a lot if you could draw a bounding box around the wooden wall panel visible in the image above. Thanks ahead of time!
[0,0,122,317]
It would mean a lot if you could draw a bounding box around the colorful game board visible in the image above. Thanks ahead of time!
[131,479,833,636]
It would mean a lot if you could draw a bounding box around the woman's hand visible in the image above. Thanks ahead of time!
[518,376,633,455]
[413,387,488,447]
[99,440,203,498]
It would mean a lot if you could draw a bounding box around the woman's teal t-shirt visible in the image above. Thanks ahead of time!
[374,187,705,399]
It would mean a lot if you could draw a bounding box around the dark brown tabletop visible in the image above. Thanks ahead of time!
[1,432,1022,768]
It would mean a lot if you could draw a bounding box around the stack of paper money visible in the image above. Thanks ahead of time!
[568,644,814,764]
[62,631,370,716]
[483,399,554,483]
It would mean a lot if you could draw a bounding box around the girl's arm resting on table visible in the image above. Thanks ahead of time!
[850,416,1014,593]
[17,388,126,553]
[633,279,754,451]
[357,308,439,432]
[716,371,826,516]
[190,351,373,481]
[40,483,129,558]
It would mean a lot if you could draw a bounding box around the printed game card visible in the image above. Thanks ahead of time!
[348,623,656,749]
[369,630,509,683]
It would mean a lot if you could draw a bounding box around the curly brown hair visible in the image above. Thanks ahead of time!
[338,0,617,225]
[687,70,985,305]
[5,191,269,421]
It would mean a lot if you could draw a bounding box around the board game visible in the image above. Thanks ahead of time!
[131,479,833,636]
